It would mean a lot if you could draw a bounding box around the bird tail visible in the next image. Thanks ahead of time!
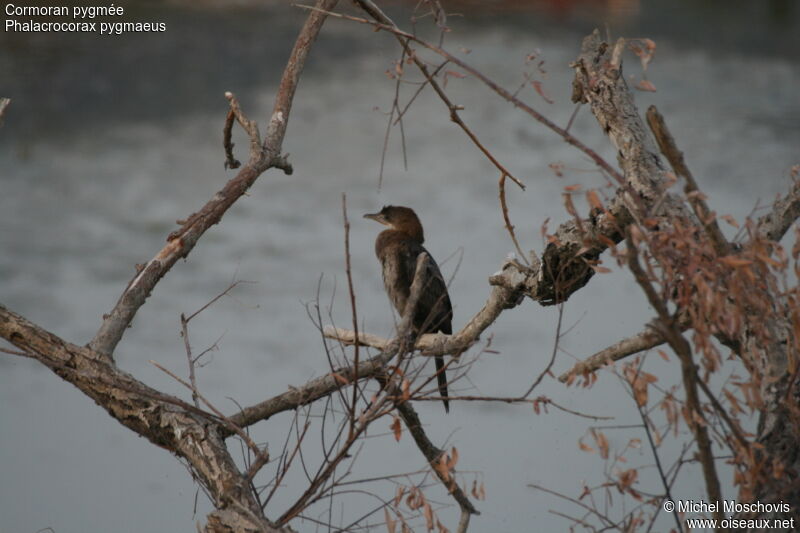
[435,356,450,413]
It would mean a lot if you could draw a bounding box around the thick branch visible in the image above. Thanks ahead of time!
[265,0,338,159]
[0,304,285,533]
[394,400,479,515]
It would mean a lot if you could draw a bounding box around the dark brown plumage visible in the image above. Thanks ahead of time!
[364,205,452,412]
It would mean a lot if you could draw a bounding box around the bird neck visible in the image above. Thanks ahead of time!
[391,220,424,242]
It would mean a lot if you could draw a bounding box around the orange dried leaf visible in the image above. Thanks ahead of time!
[636,79,657,92]
[531,80,554,104]
[450,447,459,468]
[423,502,434,531]
[384,508,397,533]
[723,388,743,415]
[406,487,419,510]
[391,416,403,442]
[593,429,610,459]
[332,372,349,385]
[586,189,604,210]
[720,256,753,267]
[597,234,617,248]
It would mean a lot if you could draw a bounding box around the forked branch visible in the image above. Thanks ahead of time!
[88,0,339,359]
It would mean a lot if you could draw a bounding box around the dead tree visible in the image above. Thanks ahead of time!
[2,2,799,532]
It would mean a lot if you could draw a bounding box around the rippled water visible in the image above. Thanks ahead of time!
[1,2,798,532]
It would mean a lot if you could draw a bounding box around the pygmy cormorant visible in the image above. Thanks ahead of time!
[364,205,452,412]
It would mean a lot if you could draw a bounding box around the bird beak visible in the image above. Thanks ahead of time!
[363,212,388,225]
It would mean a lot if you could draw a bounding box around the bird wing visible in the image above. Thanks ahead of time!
[378,239,452,335]
[410,243,453,335]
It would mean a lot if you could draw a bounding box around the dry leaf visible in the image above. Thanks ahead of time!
[578,438,594,453]
[391,416,402,442]
[531,80,554,104]
[586,189,604,210]
[423,502,434,531]
[720,256,753,267]
[592,429,610,459]
[384,508,397,533]
[636,79,657,92]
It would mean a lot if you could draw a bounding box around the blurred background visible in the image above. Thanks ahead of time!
[1,1,798,531]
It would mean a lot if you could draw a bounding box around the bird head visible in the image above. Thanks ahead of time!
[364,205,424,242]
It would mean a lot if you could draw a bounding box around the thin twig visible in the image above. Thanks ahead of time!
[332,1,526,190]
[307,2,623,185]
[413,394,610,420]
[222,108,241,169]
[520,303,563,398]
[630,367,683,533]
[341,194,361,436]
[378,47,408,188]
[180,313,200,408]
[225,91,262,163]
[498,172,529,264]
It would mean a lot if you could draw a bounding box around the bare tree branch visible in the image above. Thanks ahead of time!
[223,108,242,170]
[646,105,730,256]
[350,0,525,190]
[320,2,624,185]
[559,325,666,383]
[395,400,479,516]
[2,3,341,531]
[225,91,262,164]
[0,304,286,532]
[88,0,339,359]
